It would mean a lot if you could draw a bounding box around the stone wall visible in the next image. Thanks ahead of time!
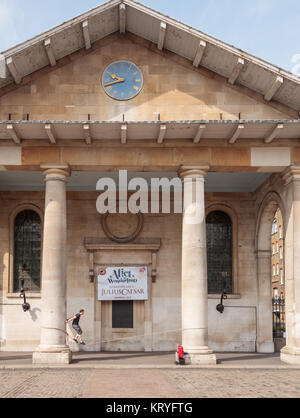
[0,36,290,122]
[0,192,44,351]
[0,190,259,352]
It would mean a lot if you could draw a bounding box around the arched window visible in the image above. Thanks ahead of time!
[206,211,233,294]
[13,210,41,292]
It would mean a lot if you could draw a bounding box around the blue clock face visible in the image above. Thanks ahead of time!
[102,61,143,101]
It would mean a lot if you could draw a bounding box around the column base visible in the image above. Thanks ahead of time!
[257,341,275,353]
[183,347,217,365]
[280,345,300,365]
[184,352,217,365]
[32,347,72,365]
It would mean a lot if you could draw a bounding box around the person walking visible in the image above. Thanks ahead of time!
[66,309,86,345]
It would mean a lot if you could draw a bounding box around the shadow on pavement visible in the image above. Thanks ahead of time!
[0,354,32,361]
[217,352,281,364]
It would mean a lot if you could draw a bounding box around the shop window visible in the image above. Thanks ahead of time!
[206,211,233,294]
[112,301,133,328]
[13,210,41,292]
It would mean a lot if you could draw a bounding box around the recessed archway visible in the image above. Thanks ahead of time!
[255,191,285,353]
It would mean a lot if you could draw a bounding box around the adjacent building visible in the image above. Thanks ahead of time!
[271,208,285,343]
[271,208,285,299]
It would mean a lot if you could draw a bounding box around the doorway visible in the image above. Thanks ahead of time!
[101,299,145,351]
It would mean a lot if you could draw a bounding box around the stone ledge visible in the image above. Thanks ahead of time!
[84,237,161,251]
[208,294,241,299]
[6,293,41,299]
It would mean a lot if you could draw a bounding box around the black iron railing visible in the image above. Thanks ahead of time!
[272,297,285,338]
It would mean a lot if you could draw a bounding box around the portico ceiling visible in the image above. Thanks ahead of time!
[0,0,300,111]
[0,170,270,193]
[0,119,300,145]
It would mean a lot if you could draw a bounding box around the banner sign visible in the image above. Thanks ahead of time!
[97,266,148,301]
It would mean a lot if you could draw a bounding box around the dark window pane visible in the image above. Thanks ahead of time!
[13,210,41,292]
[112,301,133,328]
[206,211,233,294]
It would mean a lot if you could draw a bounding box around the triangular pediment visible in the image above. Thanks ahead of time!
[0,34,293,123]
[0,0,299,115]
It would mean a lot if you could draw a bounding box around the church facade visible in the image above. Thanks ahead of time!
[0,0,300,365]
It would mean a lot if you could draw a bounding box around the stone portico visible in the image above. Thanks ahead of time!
[1,0,300,365]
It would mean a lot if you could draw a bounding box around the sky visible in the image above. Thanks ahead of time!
[0,0,299,74]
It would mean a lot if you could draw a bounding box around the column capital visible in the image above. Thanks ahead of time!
[282,165,300,186]
[40,164,71,180]
[178,164,210,179]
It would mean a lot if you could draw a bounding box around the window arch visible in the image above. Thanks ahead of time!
[13,209,42,292]
[206,210,233,294]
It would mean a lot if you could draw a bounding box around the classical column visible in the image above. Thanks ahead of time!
[178,165,216,365]
[280,165,300,364]
[33,165,71,364]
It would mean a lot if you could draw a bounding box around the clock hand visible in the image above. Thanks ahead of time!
[104,78,125,87]
[110,74,125,82]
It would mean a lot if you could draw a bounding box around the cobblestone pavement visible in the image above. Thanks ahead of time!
[1,368,300,398]
[0,369,90,398]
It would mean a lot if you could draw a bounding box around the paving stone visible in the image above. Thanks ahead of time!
[0,368,300,398]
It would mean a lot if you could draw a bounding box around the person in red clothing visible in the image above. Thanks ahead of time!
[66,309,85,345]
